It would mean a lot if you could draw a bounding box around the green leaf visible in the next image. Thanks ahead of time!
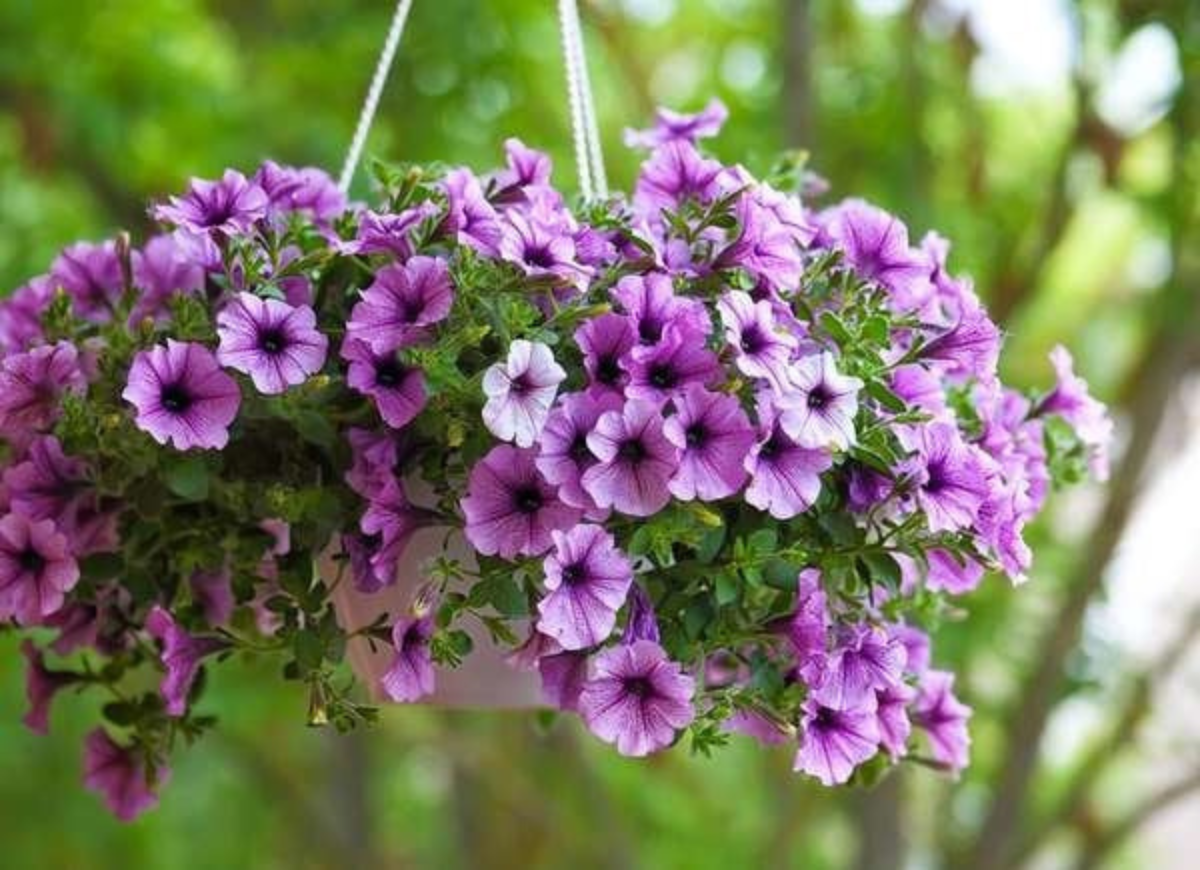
[820,311,854,345]
[866,380,907,414]
[165,456,210,501]
[292,411,336,449]
[715,571,739,606]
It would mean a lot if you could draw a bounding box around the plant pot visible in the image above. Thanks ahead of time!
[325,522,545,709]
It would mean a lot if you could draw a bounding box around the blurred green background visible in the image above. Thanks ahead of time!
[2,1,1199,868]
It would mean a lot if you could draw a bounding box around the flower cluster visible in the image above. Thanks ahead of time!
[0,104,1109,819]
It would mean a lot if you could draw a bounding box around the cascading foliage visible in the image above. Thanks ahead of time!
[0,101,1111,820]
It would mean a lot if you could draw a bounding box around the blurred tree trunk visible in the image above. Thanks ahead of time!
[782,0,814,148]
[853,774,904,870]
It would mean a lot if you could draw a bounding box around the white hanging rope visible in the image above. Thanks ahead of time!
[564,0,608,197]
[338,0,415,194]
[557,0,594,199]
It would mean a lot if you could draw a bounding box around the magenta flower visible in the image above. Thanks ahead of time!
[539,650,589,711]
[537,525,633,650]
[919,297,1001,383]
[624,98,729,148]
[145,606,229,717]
[924,548,985,595]
[346,256,454,354]
[812,625,907,710]
[579,640,696,757]
[381,614,436,702]
[342,338,427,429]
[1039,345,1113,481]
[498,209,580,284]
[462,445,583,559]
[715,195,804,293]
[83,729,170,822]
[575,313,636,396]
[913,669,972,772]
[794,697,880,786]
[582,401,681,517]
[717,290,797,391]
[482,340,567,447]
[819,199,931,308]
[663,386,755,501]
[876,682,916,760]
[611,272,710,347]
[0,341,88,437]
[216,293,328,394]
[441,168,503,255]
[344,427,404,500]
[0,514,79,625]
[536,391,623,511]
[625,329,721,407]
[130,234,205,324]
[21,639,77,735]
[152,169,269,235]
[776,352,863,450]
[49,240,124,323]
[744,399,832,519]
[123,340,241,450]
[902,422,991,533]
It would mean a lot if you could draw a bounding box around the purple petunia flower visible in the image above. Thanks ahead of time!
[349,203,440,258]
[623,583,663,645]
[83,729,170,822]
[624,98,729,148]
[611,272,710,347]
[790,568,829,671]
[0,341,88,438]
[624,328,721,407]
[216,293,328,394]
[812,625,907,710]
[919,296,1001,383]
[498,209,582,287]
[578,640,696,757]
[794,696,881,786]
[744,397,832,519]
[152,169,269,236]
[122,340,241,450]
[189,567,234,627]
[3,435,116,557]
[482,340,567,447]
[21,639,77,735]
[1039,345,1113,481]
[253,160,346,223]
[923,548,985,595]
[776,352,863,450]
[913,669,971,773]
[663,385,756,501]
[536,524,633,650]
[381,613,436,702]
[819,199,932,309]
[875,682,916,760]
[359,478,431,590]
[536,390,623,512]
[901,422,991,533]
[576,313,636,396]
[145,606,230,717]
[441,168,503,255]
[130,234,205,324]
[462,445,583,559]
[0,275,54,353]
[634,141,725,218]
[717,290,797,391]
[341,338,427,430]
[49,240,124,323]
[0,513,79,625]
[496,137,553,194]
[715,194,804,293]
[582,401,681,517]
[539,650,589,711]
[346,256,454,354]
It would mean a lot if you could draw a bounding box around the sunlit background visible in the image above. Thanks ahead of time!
[1,1,1197,868]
